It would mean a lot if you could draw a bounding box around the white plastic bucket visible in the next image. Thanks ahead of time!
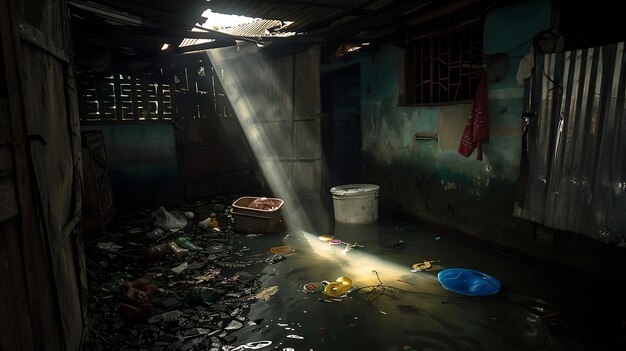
[330,184,379,224]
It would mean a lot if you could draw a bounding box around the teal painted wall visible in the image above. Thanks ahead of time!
[81,124,182,210]
[322,0,551,246]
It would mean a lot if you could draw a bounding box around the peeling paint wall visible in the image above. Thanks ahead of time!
[322,0,551,246]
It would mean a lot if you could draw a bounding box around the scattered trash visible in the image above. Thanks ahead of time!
[223,341,272,351]
[120,278,156,319]
[249,286,279,301]
[146,309,182,324]
[265,254,285,264]
[329,239,342,245]
[199,213,220,229]
[410,260,437,272]
[101,272,131,293]
[151,206,190,230]
[437,268,501,296]
[193,268,221,284]
[348,242,364,249]
[248,197,280,210]
[85,199,281,351]
[171,262,188,274]
[185,287,220,306]
[167,241,189,258]
[269,246,293,255]
[97,242,123,252]
[302,282,321,293]
[225,320,244,330]
[435,234,441,240]
[146,227,167,240]
[143,243,171,261]
[286,335,304,339]
[318,235,334,241]
[321,277,352,298]
[175,236,203,251]
[402,346,417,351]
[120,287,152,319]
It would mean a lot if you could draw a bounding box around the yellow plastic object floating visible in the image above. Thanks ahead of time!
[411,260,436,271]
[269,246,292,255]
[323,276,352,297]
[318,235,334,242]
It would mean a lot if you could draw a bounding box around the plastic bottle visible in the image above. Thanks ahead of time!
[167,241,189,258]
[208,213,219,228]
[143,243,170,261]
[175,236,203,251]
[147,309,182,324]
[146,227,167,240]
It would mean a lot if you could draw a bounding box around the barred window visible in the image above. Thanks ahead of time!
[405,21,484,104]
[77,72,173,123]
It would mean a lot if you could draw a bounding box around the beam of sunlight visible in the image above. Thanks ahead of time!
[294,230,440,289]
[205,44,442,293]
[206,43,316,233]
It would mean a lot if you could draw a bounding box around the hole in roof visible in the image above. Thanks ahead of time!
[200,10,256,30]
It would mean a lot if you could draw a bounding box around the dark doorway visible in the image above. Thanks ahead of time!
[321,64,362,202]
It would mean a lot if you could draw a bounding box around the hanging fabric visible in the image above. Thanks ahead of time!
[458,72,489,160]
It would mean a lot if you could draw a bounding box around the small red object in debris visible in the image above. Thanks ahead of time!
[120,287,152,319]
[303,282,320,293]
[248,197,278,210]
[329,239,342,245]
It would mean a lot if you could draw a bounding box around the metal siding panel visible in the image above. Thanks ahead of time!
[591,43,626,236]
[519,42,626,241]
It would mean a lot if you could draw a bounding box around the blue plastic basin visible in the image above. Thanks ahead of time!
[437,268,501,296]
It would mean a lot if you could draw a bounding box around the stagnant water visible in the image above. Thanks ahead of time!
[217,213,625,351]
[203,42,624,350]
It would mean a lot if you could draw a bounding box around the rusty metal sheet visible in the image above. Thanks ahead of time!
[516,42,626,242]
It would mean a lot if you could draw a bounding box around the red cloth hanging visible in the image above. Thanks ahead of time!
[458,73,489,160]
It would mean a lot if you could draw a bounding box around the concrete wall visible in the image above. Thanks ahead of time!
[81,124,182,210]
[322,0,551,247]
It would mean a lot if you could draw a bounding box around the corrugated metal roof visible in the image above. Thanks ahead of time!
[204,0,397,34]
[180,19,296,47]
[70,0,502,69]
[225,19,292,37]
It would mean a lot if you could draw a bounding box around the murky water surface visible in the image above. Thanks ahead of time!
[222,216,625,351]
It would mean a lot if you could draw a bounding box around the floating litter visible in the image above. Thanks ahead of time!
[411,260,436,272]
[286,335,304,339]
[318,235,334,241]
[270,246,293,254]
[302,282,320,293]
[437,268,501,296]
[329,239,342,245]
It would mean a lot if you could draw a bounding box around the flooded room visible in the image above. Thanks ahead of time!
[2,0,626,350]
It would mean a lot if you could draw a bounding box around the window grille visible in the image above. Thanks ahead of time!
[406,21,484,104]
[77,72,173,122]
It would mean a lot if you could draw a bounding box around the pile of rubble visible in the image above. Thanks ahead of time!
[84,199,281,350]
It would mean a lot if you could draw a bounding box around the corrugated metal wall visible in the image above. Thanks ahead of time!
[515,42,626,242]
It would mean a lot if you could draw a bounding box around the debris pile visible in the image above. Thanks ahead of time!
[84,198,278,350]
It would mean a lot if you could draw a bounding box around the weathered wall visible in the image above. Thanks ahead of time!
[81,124,181,210]
[322,0,551,247]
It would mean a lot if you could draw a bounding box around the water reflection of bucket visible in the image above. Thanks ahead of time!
[330,184,379,224]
